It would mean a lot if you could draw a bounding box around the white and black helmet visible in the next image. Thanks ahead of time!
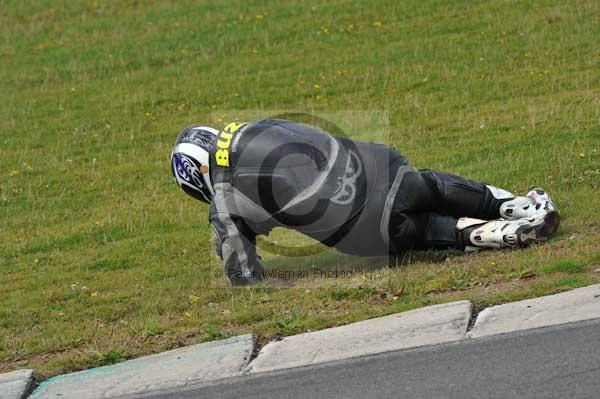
[171,125,219,204]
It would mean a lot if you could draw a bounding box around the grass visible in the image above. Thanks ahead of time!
[1,0,599,380]
[538,260,585,275]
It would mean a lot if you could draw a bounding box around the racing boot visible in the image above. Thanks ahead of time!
[456,211,560,252]
[499,188,556,220]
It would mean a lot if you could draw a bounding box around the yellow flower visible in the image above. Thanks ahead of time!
[91,292,98,297]
[374,21,382,27]
[252,48,258,54]
[578,152,586,158]
[313,84,320,89]
[10,170,19,176]
[184,312,192,318]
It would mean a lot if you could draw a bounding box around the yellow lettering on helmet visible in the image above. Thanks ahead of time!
[214,122,247,167]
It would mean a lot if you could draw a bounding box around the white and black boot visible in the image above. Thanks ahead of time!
[499,188,556,220]
[456,211,560,252]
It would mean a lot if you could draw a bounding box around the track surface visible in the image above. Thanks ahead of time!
[141,318,600,399]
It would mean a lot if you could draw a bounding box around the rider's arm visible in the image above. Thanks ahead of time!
[210,208,264,285]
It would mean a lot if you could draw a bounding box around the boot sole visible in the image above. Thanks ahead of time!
[515,211,560,247]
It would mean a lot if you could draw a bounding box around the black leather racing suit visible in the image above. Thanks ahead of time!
[209,119,509,285]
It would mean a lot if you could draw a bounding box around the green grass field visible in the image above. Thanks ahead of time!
[1,0,599,380]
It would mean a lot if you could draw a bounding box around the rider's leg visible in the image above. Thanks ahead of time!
[394,169,555,220]
[389,211,560,253]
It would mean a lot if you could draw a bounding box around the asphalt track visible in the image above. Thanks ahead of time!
[140,318,600,399]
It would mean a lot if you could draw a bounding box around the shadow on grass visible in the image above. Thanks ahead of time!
[258,247,466,285]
